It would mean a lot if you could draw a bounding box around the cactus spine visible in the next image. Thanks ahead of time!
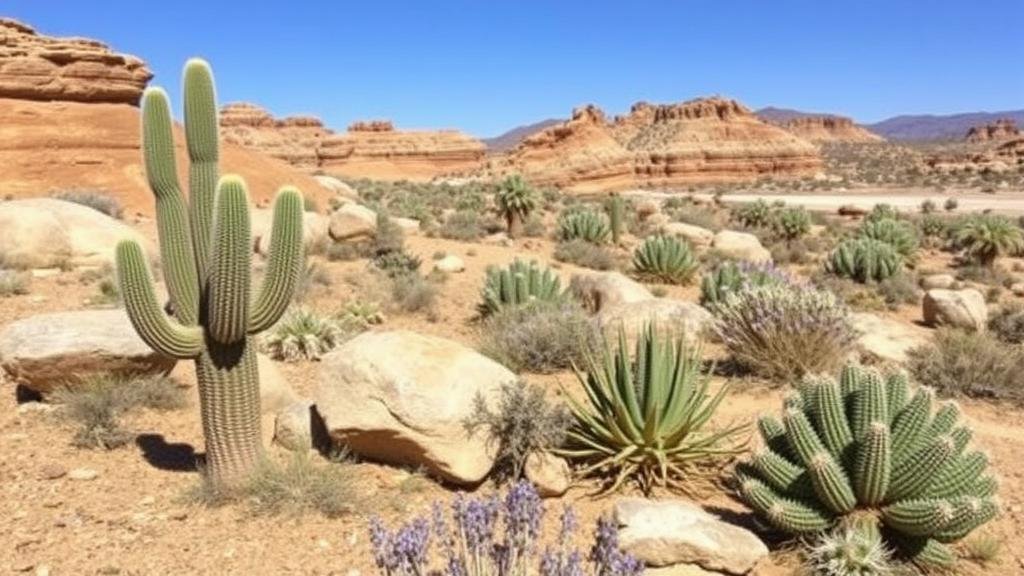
[737,363,999,569]
[116,59,304,489]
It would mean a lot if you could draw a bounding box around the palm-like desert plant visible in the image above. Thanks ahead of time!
[558,210,611,244]
[478,260,563,317]
[560,324,747,493]
[827,238,903,283]
[737,364,999,569]
[952,214,1024,267]
[632,235,699,284]
[495,175,537,238]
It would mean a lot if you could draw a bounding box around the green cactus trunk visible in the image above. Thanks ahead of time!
[608,194,624,245]
[115,59,304,490]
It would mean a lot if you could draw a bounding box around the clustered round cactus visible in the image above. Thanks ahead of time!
[479,260,563,317]
[699,260,791,307]
[713,283,858,381]
[827,237,902,283]
[631,234,698,284]
[858,218,919,262]
[737,364,999,569]
[558,210,611,244]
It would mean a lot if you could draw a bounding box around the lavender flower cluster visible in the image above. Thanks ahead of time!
[712,283,858,381]
[368,481,643,576]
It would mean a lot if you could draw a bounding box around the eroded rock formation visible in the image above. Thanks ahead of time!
[965,118,1020,142]
[777,116,884,143]
[0,18,152,105]
[220,102,486,180]
[490,97,822,191]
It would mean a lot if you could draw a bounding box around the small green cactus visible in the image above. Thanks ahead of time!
[737,363,999,570]
[858,218,920,262]
[606,194,626,245]
[116,59,304,489]
[495,175,536,238]
[773,206,811,241]
[826,238,902,283]
[631,234,698,285]
[699,261,789,307]
[732,199,773,228]
[478,260,563,317]
[558,210,611,244]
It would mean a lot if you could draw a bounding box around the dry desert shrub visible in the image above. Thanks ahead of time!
[907,328,1024,402]
[52,189,124,219]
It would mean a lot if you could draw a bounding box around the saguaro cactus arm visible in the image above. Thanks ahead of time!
[183,59,219,283]
[116,240,203,358]
[207,176,253,344]
[141,87,200,326]
[249,187,305,333]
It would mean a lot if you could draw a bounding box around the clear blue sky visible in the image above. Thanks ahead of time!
[7,0,1022,137]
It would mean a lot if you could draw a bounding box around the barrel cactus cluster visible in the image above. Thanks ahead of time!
[737,363,999,568]
[478,259,563,317]
[858,217,920,262]
[115,59,304,489]
[827,237,903,283]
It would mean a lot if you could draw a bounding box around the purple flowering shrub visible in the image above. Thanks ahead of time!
[368,481,643,576]
[713,283,858,382]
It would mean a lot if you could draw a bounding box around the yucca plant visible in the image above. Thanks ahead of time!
[495,174,537,238]
[773,206,812,242]
[952,214,1024,268]
[632,235,699,285]
[858,218,919,263]
[827,238,902,283]
[262,308,350,361]
[699,260,791,307]
[478,260,563,317]
[737,363,999,570]
[560,324,748,493]
[558,210,611,244]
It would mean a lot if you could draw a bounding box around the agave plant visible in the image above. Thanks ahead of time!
[263,308,350,361]
[737,363,999,570]
[858,218,920,263]
[495,174,537,238]
[632,235,699,284]
[827,238,902,283]
[560,324,748,493]
[700,260,791,307]
[952,214,1024,267]
[478,260,563,317]
[558,210,611,244]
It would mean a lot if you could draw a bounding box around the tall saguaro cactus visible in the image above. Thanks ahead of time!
[115,59,304,488]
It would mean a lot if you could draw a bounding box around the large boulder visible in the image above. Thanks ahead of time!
[851,313,931,364]
[923,288,987,331]
[569,271,653,313]
[0,198,155,269]
[597,299,713,345]
[328,203,377,241]
[710,230,771,264]
[661,223,714,249]
[252,209,330,255]
[0,309,175,394]
[613,498,768,575]
[315,331,514,484]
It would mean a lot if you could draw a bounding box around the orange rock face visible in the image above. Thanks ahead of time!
[965,119,1020,142]
[493,97,822,191]
[0,18,152,105]
[220,103,486,181]
[777,116,883,143]
[0,98,332,216]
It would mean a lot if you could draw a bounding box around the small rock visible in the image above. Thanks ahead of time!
[17,402,54,415]
[524,452,571,497]
[433,255,465,273]
[274,400,314,452]
[38,463,67,480]
[920,274,956,290]
[35,565,50,576]
[568,271,653,313]
[68,468,98,481]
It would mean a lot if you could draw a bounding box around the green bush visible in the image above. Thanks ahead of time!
[773,206,812,241]
[738,364,998,570]
[876,271,920,310]
[631,235,698,284]
[732,199,773,228]
[558,210,611,244]
[907,328,1024,402]
[866,203,900,223]
[713,284,857,381]
[478,260,563,317]
[561,324,747,493]
[478,301,597,373]
[699,261,790,307]
[952,214,1024,267]
[554,239,617,270]
[827,238,903,283]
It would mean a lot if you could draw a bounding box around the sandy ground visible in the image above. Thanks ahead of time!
[1,218,1023,575]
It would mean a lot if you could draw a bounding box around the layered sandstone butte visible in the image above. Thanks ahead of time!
[0,18,152,105]
[965,118,1020,142]
[778,116,883,143]
[0,98,333,216]
[494,97,822,191]
[220,104,486,180]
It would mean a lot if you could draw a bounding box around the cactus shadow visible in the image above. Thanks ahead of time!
[135,433,199,473]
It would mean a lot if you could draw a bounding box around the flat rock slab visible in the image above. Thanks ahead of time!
[0,309,175,394]
[614,498,767,575]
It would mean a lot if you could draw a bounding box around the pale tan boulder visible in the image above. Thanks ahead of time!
[711,230,771,264]
[569,271,654,313]
[923,288,987,331]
